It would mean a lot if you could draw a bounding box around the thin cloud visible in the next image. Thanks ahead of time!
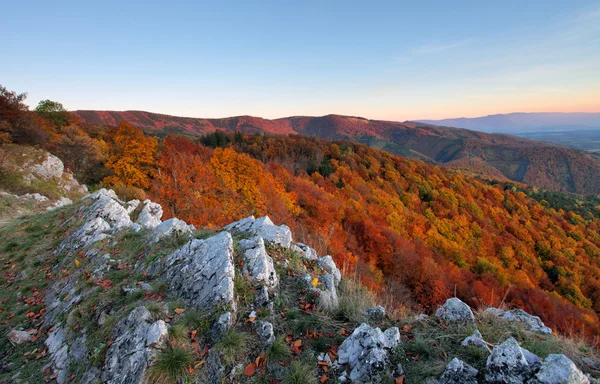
[413,39,470,55]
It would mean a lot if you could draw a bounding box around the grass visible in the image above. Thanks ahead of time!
[176,309,211,338]
[281,360,318,384]
[168,324,189,345]
[146,346,193,384]
[334,276,376,325]
[215,329,250,365]
[266,336,292,363]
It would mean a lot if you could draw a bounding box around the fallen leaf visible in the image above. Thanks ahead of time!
[320,374,328,383]
[244,363,256,376]
[174,308,185,314]
[395,376,405,384]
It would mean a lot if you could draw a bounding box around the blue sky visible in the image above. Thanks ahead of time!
[2,0,599,120]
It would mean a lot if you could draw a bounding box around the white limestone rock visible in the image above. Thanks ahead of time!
[318,273,339,312]
[484,308,552,334]
[164,232,236,313]
[135,199,163,229]
[291,242,318,260]
[7,329,32,345]
[435,298,475,324]
[146,320,168,349]
[255,321,275,345]
[439,358,478,384]
[152,218,194,243]
[461,329,491,352]
[242,237,278,288]
[101,306,154,384]
[337,323,401,383]
[28,153,64,180]
[485,337,533,384]
[317,255,341,286]
[224,215,293,248]
[532,354,589,384]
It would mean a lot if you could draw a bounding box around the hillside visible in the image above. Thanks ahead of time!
[1,187,599,384]
[419,112,600,134]
[141,132,600,339]
[72,110,600,194]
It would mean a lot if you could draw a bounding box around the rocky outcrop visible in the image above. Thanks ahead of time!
[239,237,279,288]
[164,231,236,313]
[336,323,401,383]
[135,199,163,229]
[101,306,167,384]
[435,297,475,323]
[485,308,553,335]
[224,215,292,248]
[485,337,534,383]
[22,151,87,195]
[439,358,478,384]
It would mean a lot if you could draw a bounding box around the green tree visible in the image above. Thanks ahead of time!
[35,99,70,127]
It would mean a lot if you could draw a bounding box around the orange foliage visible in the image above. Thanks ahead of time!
[147,133,600,338]
[104,122,158,189]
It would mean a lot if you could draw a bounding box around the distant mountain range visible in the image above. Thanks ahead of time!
[72,110,600,194]
[418,112,600,134]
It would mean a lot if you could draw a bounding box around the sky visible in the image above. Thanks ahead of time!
[2,0,600,121]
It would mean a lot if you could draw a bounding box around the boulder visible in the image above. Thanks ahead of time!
[152,217,194,243]
[439,358,478,384]
[255,321,275,345]
[291,242,318,260]
[365,306,386,320]
[532,354,589,384]
[435,298,475,323]
[135,200,163,229]
[337,323,401,383]
[224,215,292,248]
[7,329,32,345]
[483,308,552,334]
[485,337,533,384]
[503,309,552,335]
[317,255,341,286]
[240,237,279,288]
[28,153,64,180]
[461,329,491,352]
[165,232,236,313]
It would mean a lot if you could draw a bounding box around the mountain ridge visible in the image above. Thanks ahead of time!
[418,112,600,134]
[72,110,600,195]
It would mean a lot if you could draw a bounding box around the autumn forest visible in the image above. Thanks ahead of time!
[2,86,600,340]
